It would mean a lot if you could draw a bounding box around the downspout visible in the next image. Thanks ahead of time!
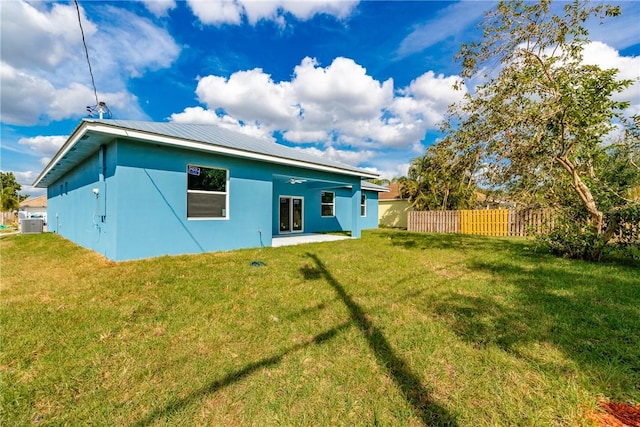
[98,144,106,223]
[351,180,361,238]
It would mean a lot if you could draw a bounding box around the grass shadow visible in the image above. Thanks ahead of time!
[432,258,640,401]
[134,321,351,426]
[378,229,531,254]
[305,252,458,426]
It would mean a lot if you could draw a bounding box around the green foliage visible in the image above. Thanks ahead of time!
[399,140,479,210]
[535,187,639,261]
[442,0,637,259]
[367,178,390,186]
[535,213,607,261]
[0,172,26,212]
[607,204,640,259]
[187,166,226,192]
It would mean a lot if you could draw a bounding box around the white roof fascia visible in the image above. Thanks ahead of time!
[32,122,92,187]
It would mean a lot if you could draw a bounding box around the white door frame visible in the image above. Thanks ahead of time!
[278,195,304,234]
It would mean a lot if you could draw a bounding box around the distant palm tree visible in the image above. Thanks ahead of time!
[399,140,479,211]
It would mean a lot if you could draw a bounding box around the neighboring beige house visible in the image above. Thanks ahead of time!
[378,183,412,229]
[19,194,47,224]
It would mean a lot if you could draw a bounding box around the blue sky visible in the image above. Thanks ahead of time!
[2,0,639,197]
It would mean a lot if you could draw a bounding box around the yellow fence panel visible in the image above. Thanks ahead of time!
[408,209,551,237]
[460,209,509,236]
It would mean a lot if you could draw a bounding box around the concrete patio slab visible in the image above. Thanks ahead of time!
[272,233,350,247]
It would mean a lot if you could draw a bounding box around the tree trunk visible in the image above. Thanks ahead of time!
[441,187,450,211]
[555,156,604,234]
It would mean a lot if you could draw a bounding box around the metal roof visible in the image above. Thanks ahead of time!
[361,181,390,192]
[34,119,379,188]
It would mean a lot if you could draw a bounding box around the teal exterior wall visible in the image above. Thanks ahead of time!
[273,184,378,235]
[47,145,118,259]
[271,181,378,235]
[110,140,274,260]
[47,138,379,261]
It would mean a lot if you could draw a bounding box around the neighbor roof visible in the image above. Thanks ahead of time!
[34,119,379,188]
[19,194,47,208]
[379,182,403,200]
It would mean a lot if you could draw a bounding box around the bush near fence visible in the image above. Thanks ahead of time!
[408,209,554,237]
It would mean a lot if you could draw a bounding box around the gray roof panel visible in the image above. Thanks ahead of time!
[90,119,372,175]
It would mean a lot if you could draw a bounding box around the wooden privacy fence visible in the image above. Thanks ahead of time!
[408,209,554,237]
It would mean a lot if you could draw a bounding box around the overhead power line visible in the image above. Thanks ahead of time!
[74,0,99,106]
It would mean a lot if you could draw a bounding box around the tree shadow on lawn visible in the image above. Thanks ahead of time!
[378,229,640,269]
[431,259,640,401]
[380,230,532,254]
[303,253,459,426]
[134,321,352,426]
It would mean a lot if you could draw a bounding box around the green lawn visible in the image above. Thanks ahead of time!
[2,230,638,426]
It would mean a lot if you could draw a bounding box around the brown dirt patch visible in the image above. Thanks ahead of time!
[587,401,640,427]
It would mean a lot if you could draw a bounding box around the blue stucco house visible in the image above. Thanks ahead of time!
[33,120,387,261]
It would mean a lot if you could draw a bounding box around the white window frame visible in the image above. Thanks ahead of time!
[186,164,229,220]
[321,191,335,217]
[361,193,366,217]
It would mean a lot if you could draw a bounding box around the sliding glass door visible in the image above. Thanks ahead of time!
[279,196,303,233]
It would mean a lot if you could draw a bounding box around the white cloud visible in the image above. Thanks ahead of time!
[375,163,411,181]
[292,57,394,120]
[0,1,179,126]
[0,62,147,126]
[82,6,181,81]
[16,134,75,168]
[294,146,375,166]
[12,170,37,185]
[0,1,95,71]
[18,135,66,161]
[137,0,177,17]
[582,42,640,116]
[170,106,274,141]
[186,0,358,25]
[282,130,329,143]
[196,69,296,125]
[9,170,44,197]
[397,1,489,58]
[395,71,467,128]
[266,0,357,23]
[187,0,244,25]
[172,56,464,165]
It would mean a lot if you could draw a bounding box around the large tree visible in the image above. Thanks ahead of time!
[442,0,635,240]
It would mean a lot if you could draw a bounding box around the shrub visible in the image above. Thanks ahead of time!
[535,220,607,261]
[535,205,640,261]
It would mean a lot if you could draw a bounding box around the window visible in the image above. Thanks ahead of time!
[321,191,334,217]
[361,194,366,217]
[187,165,228,219]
